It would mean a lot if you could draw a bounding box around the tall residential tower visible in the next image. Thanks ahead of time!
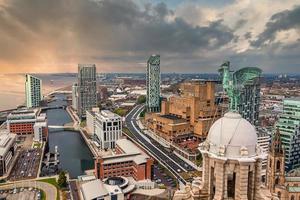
[146,55,160,113]
[25,74,42,108]
[78,64,97,119]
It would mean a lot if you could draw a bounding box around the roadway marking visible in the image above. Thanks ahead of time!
[128,105,187,173]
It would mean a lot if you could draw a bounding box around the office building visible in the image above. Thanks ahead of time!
[266,129,300,199]
[94,110,122,149]
[86,107,100,135]
[7,109,38,135]
[7,109,47,136]
[34,121,48,142]
[146,55,160,112]
[174,112,267,200]
[0,130,17,177]
[145,81,220,141]
[276,98,300,171]
[72,83,78,110]
[257,127,271,181]
[25,74,42,108]
[78,64,97,119]
[94,139,153,181]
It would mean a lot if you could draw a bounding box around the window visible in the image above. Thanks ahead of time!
[277,160,281,172]
[291,195,295,200]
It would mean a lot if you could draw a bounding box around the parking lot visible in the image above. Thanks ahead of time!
[0,187,42,200]
[153,164,177,188]
[9,149,42,181]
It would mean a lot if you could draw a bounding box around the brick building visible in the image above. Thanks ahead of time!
[7,109,47,137]
[145,81,221,141]
[94,139,153,181]
[7,109,38,135]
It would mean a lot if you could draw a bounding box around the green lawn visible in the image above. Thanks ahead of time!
[40,189,46,200]
[38,178,60,200]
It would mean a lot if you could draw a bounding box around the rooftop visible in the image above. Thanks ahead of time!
[160,114,182,121]
[0,130,16,156]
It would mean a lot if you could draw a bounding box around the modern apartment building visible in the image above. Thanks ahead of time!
[77,64,97,119]
[94,110,122,149]
[238,77,261,125]
[0,130,17,177]
[25,74,42,108]
[145,81,221,141]
[276,98,300,172]
[146,55,160,113]
[94,139,153,181]
[72,83,78,110]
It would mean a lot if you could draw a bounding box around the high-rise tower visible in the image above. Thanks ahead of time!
[276,98,300,171]
[25,74,42,108]
[78,64,97,119]
[146,55,160,113]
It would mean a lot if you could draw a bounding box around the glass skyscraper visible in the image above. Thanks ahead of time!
[25,74,42,108]
[146,55,160,113]
[276,98,300,172]
[78,64,97,119]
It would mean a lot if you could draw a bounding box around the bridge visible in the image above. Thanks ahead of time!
[41,105,66,111]
[48,125,78,131]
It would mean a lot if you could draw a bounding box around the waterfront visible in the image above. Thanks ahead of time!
[46,94,94,178]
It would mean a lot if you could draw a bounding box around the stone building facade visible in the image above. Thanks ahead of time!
[266,129,300,200]
[145,81,221,142]
[173,112,269,200]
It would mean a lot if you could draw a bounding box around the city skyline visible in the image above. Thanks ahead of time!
[0,0,300,74]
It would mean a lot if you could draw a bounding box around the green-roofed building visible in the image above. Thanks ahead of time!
[276,98,300,172]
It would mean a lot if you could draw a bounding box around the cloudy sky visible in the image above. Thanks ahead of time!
[0,0,300,73]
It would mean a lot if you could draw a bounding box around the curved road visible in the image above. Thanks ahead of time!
[0,180,57,200]
[125,104,196,185]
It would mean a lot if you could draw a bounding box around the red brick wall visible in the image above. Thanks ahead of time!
[9,122,34,135]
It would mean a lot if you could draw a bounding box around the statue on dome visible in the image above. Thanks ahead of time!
[219,61,262,112]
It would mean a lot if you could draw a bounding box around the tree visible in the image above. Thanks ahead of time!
[137,95,146,104]
[57,171,67,188]
[113,108,127,116]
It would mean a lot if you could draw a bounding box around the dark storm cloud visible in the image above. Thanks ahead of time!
[234,19,247,30]
[0,0,235,61]
[251,5,300,47]
[244,32,252,39]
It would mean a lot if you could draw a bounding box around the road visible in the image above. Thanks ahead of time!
[0,180,57,200]
[125,104,195,185]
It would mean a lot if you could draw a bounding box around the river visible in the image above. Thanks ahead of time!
[46,94,94,178]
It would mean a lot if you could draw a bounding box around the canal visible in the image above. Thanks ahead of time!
[46,94,94,178]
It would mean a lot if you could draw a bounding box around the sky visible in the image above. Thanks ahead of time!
[0,0,300,74]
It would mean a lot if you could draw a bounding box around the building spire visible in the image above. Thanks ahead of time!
[270,128,284,155]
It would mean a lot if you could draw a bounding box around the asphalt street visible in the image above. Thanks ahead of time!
[125,104,195,184]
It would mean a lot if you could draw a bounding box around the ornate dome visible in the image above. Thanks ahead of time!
[203,112,258,158]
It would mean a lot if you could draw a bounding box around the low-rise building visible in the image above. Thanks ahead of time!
[7,109,48,137]
[86,107,100,135]
[0,130,17,177]
[94,139,153,181]
[94,110,122,149]
[80,176,137,200]
[7,109,38,135]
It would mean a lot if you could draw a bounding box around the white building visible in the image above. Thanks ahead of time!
[95,110,122,149]
[0,130,17,177]
[86,107,100,135]
[174,112,268,200]
[25,74,42,108]
[34,121,48,142]
[257,127,271,181]
[146,55,160,112]
[72,83,78,110]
